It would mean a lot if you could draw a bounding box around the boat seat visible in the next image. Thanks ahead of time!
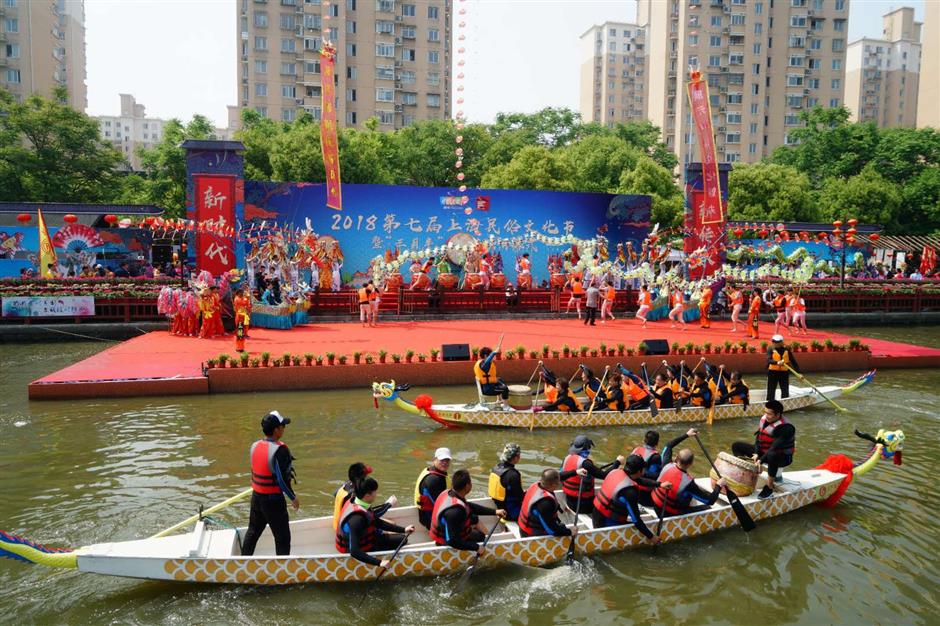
[502,521,522,539]
[475,378,500,406]
[204,528,240,557]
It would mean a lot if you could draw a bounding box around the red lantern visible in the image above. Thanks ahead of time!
[104,214,118,225]
[847,218,858,227]
[832,220,843,229]
[847,226,857,236]
[144,216,155,226]
[781,231,790,241]
[63,214,78,224]
[817,232,828,240]
[758,228,768,239]
[869,233,880,242]
[16,213,31,224]
[733,227,744,238]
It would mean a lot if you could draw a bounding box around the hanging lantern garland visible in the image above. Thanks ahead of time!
[455,0,470,214]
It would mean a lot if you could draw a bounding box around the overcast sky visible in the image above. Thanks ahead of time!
[85,0,926,127]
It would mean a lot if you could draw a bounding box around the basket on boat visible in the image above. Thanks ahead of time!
[709,451,760,496]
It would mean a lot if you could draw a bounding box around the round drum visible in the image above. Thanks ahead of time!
[518,273,533,289]
[508,385,532,410]
[490,273,506,289]
[550,273,566,288]
[464,273,482,290]
[438,273,458,289]
[411,273,430,290]
[709,451,760,497]
[385,273,403,292]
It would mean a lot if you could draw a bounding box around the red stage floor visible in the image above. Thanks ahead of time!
[34,317,940,386]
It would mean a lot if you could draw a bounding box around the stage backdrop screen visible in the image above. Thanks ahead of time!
[243,182,651,287]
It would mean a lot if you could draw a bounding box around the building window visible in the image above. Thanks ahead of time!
[255,36,268,50]
[830,78,840,90]
[402,92,417,105]
[376,65,394,80]
[708,55,721,66]
[808,78,820,89]
[280,62,296,74]
[832,59,842,70]
[375,110,392,125]
[5,68,21,83]
[255,83,268,96]
[755,1,762,13]
[726,132,741,144]
[427,5,439,19]
[398,69,415,83]
[834,19,845,32]
[749,143,757,154]
[283,108,295,122]
[304,37,321,51]
[727,112,742,123]
[789,36,804,48]
[254,12,268,27]
[279,14,294,29]
[402,48,415,61]
[401,25,416,38]
[255,106,268,117]
[730,14,745,25]
[428,28,440,42]
[346,111,357,124]
[376,20,394,33]
[346,88,356,101]
[281,38,296,52]
[401,3,415,16]
[255,60,268,73]
[710,35,721,47]
[427,71,440,86]
[376,0,393,10]
[832,39,844,53]
[5,43,19,58]
[347,0,357,9]
[4,17,19,32]
[784,114,800,125]
[303,14,321,29]
[789,55,804,67]
[808,58,820,69]
[428,50,439,63]
[835,0,845,10]
[729,54,744,65]
[786,74,804,87]
[346,20,356,33]
[609,27,617,36]
[376,43,394,57]
[810,38,821,50]
[830,98,840,107]
[786,95,803,107]
[688,34,698,45]
[376,88,394,102]
[305,60,321,74]
[428,93,441,107]
[728,93,743,104]
[710,16,721,27]
[282,85,296,98]
[790,15,806,27]
[346,43,357,57]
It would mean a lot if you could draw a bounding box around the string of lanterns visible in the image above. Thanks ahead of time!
[454,0,470,214]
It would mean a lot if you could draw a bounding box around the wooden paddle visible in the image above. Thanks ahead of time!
[566,478,584,563]
[530,375,543,432]
[641,362,658,418]
[784,364,847,412]
[585,366,610,420]
[706,365,724,426]
[451,518,502,596]
[692,435,756,532]
[653,495,668,553]
[356,530,413,607]
[525,360,543,389]
[151,488,252,538]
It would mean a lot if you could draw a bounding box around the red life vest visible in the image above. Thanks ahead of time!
[593,469,637,524]
[756,415,794,455]
[249,439,285,495]
[561,454,594,499]
[631,445,658,493]
[335,499,375,553]
[429,490,472,545]
[651,463,695,516]
[518,483,559,536]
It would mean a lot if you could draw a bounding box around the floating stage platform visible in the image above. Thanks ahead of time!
[28,319,940,400]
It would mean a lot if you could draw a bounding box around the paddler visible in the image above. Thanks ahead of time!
[560,436,626,514]
[617,364,652,410]
[650,373,675,409]
[518,469,575,538]
[731,399,795,498]
[534,377,581,412]
[716,370,750,407]
[592,454,669,543]
[685,371,715,408]
[241,411,299,556]
[333,462,394,532]
[475,346,510,402]
[335,478,415,568]
[766,334,799,400]
[602,372,626,412]
[632,428,699,506]
[652,448,727,516]
[574,366,605,404]
[430,470,507,555]
[415,447,452,530]
[488,443,524,521]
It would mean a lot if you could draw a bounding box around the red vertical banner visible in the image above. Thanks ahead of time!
[320,43,342,211]
[194,175,236,276]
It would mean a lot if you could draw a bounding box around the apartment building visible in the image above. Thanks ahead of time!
[916,0,939,129]
[578,22,647,127]
[640,0,849,165]
[237,0,451,129]
[1,0,87,111]
[94,94,166,170]
[844,8,921,128]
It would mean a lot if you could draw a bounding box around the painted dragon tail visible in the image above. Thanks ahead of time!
[840,370,877,395]
[0,530,77,569]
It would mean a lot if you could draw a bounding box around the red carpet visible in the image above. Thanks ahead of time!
[34,317,940,385]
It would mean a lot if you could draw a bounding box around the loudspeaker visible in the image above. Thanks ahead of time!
[442,343,471,362]
[642,339,670,355]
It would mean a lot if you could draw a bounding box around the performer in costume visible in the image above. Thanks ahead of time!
[790,291,808,334]
[668,287,687,330]
[728,284,744,333]
[331,258,343,292]
[635,284,652,328]
[698,285,713,329]
[748,288,762,339]
[209,285,225,337]
[198,288,215,339]
[600,279,617,323]
[479,254,492,291]
[517,253,532,289]
[234,287,252,336]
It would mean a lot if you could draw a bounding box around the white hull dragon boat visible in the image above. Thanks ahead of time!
[371,371,876,429]
[0,429,903,585]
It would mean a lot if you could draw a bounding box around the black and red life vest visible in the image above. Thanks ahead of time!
[593,469,637,524]
[561,454,593,499]
[335,499,375,553]
[756,415,795,455]
[651,463,695,516]
[249,439,285,495]
[518,483,560,537]
[631,445,658,493]
[429,490,472,545]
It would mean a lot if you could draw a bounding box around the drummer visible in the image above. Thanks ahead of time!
[474,347,510,401]
[488,443,524,521]
[335,478,415,568]
[731,399,795,499]
[559,435,626,514]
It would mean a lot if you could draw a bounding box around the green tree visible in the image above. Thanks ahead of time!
[392,119,463,187]
[617,156,684,228]
[0,87,123,202]
[614,120,678,170]
[817,165,902,227]
[267,113,324,182]
[489,107,582,147]
[727,163,819,222]
[480,145,574,191]
[338,118,397,184]
[560,134,641,193]
[898,168,940,234]
[236,109,285,181]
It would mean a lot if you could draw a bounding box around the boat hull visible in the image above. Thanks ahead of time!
[73,470,844,585]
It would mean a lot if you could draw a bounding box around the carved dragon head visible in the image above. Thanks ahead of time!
[372,380,410,401]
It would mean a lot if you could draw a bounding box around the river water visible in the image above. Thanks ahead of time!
[1,326,938,625]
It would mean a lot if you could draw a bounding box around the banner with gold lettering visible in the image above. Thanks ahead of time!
[320,43,342,211]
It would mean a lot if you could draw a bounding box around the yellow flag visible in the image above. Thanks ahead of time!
[37,207,58,278]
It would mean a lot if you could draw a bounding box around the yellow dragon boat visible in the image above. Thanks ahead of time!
[0,429,902,585]
[371,371,876,429]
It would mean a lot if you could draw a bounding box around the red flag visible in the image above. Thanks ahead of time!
[320,43,342,211]
[920,246,936,275]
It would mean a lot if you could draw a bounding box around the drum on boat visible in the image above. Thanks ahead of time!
[507,385,533,410]
[464,273,483,290]
[490,273,506,289]
[438,273,458,289]
[709,451,760,496]
[550,273,566,288]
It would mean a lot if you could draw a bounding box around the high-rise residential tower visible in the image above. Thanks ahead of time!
[1,0,87,111]
[639,0,849,165]
[237,0,451,129]
[916,0,939,129]
[844,7,921,128]
[578,22,647,127]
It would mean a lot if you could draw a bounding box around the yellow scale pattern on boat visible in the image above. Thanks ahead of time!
[436,394,819,428]
[161,480,838,584]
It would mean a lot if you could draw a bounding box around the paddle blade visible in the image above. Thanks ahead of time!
[727,492,756,532]
[451,564,476,596]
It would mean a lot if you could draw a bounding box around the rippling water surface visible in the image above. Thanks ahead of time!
[1,326,939,625]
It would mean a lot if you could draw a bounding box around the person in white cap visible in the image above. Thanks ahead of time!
[414,447,452,530]
[241,410,299,556]
[766,335,800,400]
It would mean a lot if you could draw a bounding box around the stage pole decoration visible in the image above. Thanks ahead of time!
[320,41,342,211]
[37,208,58,278]
[686,67,726,277]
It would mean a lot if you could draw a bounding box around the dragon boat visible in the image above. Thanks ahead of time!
[371,370,876,429]
[0,429,902,585]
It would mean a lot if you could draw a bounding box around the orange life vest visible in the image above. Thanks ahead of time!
[249,439,285,495]
[593,469,636,524]
[651,463,695,516]
[517,482,561,536]
[561,454,593,499]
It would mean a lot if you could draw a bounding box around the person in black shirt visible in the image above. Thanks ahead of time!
[518,469,574,538]
[488,443,524,521]
[431,469,507,555]
[650,373,675,409]
[336,478,414,568]
[592,454,668,545]
[732,399,796,498]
